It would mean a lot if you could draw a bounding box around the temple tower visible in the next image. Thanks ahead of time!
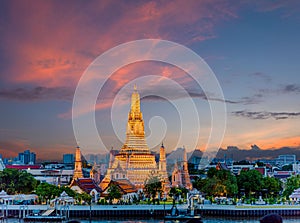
[100,86,157,190]
[73,146,83,179]
[171,162,182,187]
[159,143,170,192]
[181,148,192,189]
[121,84,149,154]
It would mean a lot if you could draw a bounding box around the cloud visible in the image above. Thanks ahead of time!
[249,72,272,82]
[252,1,300,18]
[0,139,30,158]
[0,86,74,101]
[232,110,300,120]
[281,84,300,93]
[0,0,239,88]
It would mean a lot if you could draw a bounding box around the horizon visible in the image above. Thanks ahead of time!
[0,1,299,160]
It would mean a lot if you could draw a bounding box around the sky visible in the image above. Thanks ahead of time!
[0,0,300,160]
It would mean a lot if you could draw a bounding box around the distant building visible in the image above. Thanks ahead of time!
[63,154,74,164]
[17,149,36,164]
[231,164,253,175]
[27,168,74,185]
[293,162,300,174]
[0,158,5,171]
[276,154,296,167]
[272,170,295,180]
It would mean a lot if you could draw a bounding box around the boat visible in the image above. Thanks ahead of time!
[164,204,203,222]
[23,208,66,222]
[164,214,202,222]
[23,215,65,222]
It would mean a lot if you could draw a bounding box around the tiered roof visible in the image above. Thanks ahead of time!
[71,178,102,194]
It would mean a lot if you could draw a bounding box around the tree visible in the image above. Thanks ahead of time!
[35,183,60,203]
[144,175,162,204]
[107,184,122,204]
[194,168,238,197]
[169,187,189,200]
[237,170,263,198]
[77,192,92,205]
[262,177,282,197]
[282,164,292,171]
[283,175,300,198]
[0,168,37,194]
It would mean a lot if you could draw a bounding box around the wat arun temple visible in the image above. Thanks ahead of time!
[99,86,171,191]
[71,86,192,194]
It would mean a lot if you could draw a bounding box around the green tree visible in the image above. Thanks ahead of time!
[77,192,92,205]
[107,184,122,204]
[194,168,238,197]
[0,168,37,194]
[35,182,60,203]
[262,177,282,197]
[169,187,188,200]
[144,175,162,204]
[282,164,293,171]
[237,170,263,198]
[283,175,300,198]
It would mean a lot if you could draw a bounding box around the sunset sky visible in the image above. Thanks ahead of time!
[0,0,299,160]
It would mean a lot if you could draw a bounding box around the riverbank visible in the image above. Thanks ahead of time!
[2,204,300,218]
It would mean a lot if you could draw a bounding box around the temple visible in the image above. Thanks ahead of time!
[72,146,83,180]
[171,147,192,189]
[100,86,170,191]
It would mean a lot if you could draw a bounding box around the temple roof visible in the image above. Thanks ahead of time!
[70,178,102,194]
[102,179,137,195]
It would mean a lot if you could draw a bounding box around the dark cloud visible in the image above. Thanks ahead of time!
[0,86,74,101]
[282,84,300,93]
[239,93,264,105]
[232,110,300,120]
[140,87,240,104]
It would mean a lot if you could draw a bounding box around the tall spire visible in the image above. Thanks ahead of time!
[159,143,170,192]
[73,146,83,179]
[120,85,149,154]
[109,148,114,168]
[182,147,192,189]
[159,143,166,171]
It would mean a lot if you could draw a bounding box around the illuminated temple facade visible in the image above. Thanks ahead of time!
[100,86,170,191]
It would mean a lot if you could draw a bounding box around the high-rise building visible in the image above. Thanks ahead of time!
[18,149,36,164]
[100,86,170,191]
[63,154,74,164]
[30,152,36,164]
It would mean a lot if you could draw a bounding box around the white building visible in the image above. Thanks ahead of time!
[26,169,74,186]
[0,158,5,171]
[276,154,296,167]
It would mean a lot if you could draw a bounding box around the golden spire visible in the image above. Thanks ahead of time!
[73,146,83,179]
[120,85,149,154]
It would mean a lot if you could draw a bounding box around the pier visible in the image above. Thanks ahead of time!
[2,204,300,219]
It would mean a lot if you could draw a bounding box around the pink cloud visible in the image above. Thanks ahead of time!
[2,0,238,89]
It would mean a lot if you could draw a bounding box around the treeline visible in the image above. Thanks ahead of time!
[0,168,91,204]
[193,168,297,201]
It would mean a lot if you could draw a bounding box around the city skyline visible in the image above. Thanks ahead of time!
[0,1,300,159]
